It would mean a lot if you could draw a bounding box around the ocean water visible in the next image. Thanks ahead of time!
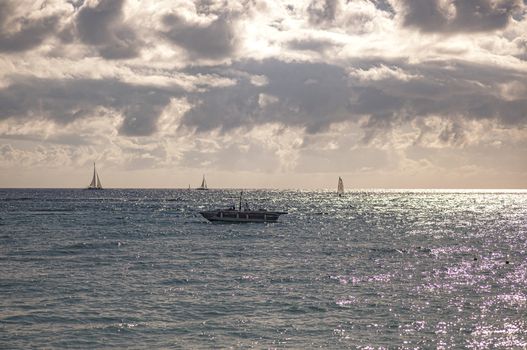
[1,189,526,349]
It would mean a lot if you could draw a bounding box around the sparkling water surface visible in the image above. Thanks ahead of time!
[1,189,526,348]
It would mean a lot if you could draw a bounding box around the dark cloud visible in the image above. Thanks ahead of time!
[179,58,527,139]
[396,0,524,33]
[438,120,465,146]
[307,0,340,25]
[0,77,181,137]
[514,36,527,60]
[371,0,396,14]
[67,0,86,11]
[4,58,524,142]
[0,1,59,53]
[181,60,353,133]
[75,0,140,59]
[162,13,238,59]
[182,60,398,134]
[0,144,14,160]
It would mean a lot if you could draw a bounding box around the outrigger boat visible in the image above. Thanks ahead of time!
[200,191,287,223]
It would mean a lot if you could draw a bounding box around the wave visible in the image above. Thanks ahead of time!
[1,197,33,201]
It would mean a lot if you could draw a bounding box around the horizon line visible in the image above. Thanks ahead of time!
[1,187,526,192]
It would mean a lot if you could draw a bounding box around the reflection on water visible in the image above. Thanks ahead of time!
[1,189,526,348]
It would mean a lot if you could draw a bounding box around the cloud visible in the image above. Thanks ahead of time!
[172,56,527,146]
[514,36,527,59]
[180,59,353,133]
[392,0,525,33]
[162,12,239,59]
[307,0,340,25]
[371,0,396,14]
[67,0,86,11]
[75,0,140,59]
[179,58,527,139]
[2,54,526,146]
[0,77,182,136]
[0,1,59,53]
[287,37,338,52]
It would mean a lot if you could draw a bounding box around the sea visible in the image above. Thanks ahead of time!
[1,189,526,349]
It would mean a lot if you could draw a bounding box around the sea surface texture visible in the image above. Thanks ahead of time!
[1,189,526,349]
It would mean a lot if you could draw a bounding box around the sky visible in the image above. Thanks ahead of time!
[0,0,526,189]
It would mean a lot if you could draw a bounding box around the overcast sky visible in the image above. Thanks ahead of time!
[0,0,526,189]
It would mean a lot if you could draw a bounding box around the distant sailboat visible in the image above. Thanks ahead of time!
[196,175,208,190]
[337,177,344,197]
[87,162,103,190]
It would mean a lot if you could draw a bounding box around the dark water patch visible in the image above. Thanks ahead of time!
[1,197,33,201]
[0,234,13,241]
[27,208,75,212]
[0,313,87,325]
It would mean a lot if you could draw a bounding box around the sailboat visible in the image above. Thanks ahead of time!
[337,177,344,197]
[196,175,208,190]
[87,162,103,190]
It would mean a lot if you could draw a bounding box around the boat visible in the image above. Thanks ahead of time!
[200,191,287,223]
[196,175,208,190]
[87,162,103,190]
[337,177,344,197]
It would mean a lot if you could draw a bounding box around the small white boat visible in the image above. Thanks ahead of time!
[337,177,344,197]
[87,162,103,190]
[196,175,208,190]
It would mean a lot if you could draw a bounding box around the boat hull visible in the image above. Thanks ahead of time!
[200,210,287,223]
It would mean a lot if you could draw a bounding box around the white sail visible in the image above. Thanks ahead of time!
[87,162,103,189]
[89,163,97,188]
[197,175,208,190]
[96,173,102,189]
[337,177,344,196]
